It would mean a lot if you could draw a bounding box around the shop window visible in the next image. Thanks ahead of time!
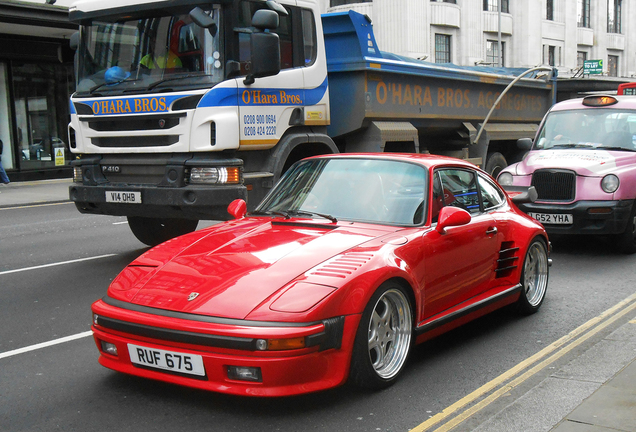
[12,62,73,170]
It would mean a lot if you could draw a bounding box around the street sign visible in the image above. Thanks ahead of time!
[584,60,603,75]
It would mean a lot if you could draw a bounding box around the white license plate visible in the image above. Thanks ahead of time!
[529,212,573,225]
[127,344,205,376]
[105,191,141,204]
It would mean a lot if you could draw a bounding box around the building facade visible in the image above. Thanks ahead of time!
[0,0,76,182]
[322,0,635,79]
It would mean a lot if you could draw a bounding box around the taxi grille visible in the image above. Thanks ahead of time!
[531,169,575,201]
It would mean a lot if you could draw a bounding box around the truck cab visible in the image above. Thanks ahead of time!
[498,95,636,253]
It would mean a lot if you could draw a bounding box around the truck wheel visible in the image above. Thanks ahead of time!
[127,217,199,246]
[616,202,636,254]
[349,282,413,390]
[484,152,508,178]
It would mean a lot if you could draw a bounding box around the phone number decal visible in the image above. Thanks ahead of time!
[243,114,277,137]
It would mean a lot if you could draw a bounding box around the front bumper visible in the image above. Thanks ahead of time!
[519,199,634,235]
[91,299,359,397]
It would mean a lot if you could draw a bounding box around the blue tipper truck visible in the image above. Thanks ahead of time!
[67,0,556,245]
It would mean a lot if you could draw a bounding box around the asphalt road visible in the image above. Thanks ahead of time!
[1,203,634,432]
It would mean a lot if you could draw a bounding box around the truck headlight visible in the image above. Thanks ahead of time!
[601,174,619,193]
[190,167,240,184]
[498,172,514,186]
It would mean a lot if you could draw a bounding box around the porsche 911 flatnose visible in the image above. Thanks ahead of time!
[91,153,550,396]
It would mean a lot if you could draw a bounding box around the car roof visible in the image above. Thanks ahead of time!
[306,152,480,171]
[550,95,636,112]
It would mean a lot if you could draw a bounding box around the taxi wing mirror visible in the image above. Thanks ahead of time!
[502,186,538,204]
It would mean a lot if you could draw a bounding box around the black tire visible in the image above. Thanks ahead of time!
[616,202,636,254]
[484,152,508,179]
[349,282,413,390]
[516,238,549,315]
[127,216,198,247]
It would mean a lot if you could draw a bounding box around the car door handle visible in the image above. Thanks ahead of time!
[486,227,498,235]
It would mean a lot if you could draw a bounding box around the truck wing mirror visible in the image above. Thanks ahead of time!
[190,7,217,36]
[244,10,281,85]
[517,137,533,151]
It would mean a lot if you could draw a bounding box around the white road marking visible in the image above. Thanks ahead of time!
[0,254,117,276]
[0,331,93,360]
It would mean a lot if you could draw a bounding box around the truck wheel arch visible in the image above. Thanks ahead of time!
[270,130,339,179]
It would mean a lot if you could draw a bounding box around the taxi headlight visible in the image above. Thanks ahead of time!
[601,174,619,193]
[498,172,514,186]
[189,167,240,184]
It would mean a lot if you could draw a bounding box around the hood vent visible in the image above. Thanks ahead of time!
[309,252,373,279]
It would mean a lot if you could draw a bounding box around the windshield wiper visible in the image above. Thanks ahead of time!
[599,146,636,152]
[249,210,291,219]
[89,78,138,94]
[550,143,595,148]
[146,73,216,91]
[288,210,338,223]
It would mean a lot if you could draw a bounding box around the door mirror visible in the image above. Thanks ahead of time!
[69,31,80,51]
[190,7,218,36]
[227,199,247,219]
[244,10,281,85]
[436,206,471,234]
[517,137,533,151]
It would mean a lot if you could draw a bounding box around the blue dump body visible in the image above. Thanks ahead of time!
[322,11,555,139]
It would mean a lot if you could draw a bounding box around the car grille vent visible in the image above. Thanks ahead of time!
[531,169,576,202]
[309,253,373,279]
[495,241,520,278]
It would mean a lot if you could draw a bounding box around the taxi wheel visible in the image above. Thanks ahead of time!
[616,202,636,254]
[516,238,549,315]
[127,216,198,246]
[349,282,413,390]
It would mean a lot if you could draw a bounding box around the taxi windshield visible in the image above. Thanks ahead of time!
[535,109,636,152]
[75,6,223,96]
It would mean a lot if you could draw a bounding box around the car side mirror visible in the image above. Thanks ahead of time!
[227,199,247,219]
[517,138,533,151]
[502,185,538,204]
[436,206,471,234]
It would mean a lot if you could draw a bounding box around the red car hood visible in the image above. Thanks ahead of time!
[125,219,391,319]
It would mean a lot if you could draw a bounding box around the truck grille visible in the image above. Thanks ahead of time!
[531,169,576,201]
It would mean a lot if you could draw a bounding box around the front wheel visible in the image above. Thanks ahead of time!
[349,282,413,390]
[516,238,549,315]
[127,216,198,247]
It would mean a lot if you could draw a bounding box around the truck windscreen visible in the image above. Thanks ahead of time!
[75,6,223,96]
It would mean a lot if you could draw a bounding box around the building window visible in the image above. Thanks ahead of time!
[577,0,590,28]
[546,0,554,20]
[435,34,451,63]
[607,0,622,33]
[483,0,509,13]
[577,51,587,68]
[608,55,619,77]
[543,45,557,66]
[431,0,457,3]
[486,40,505,66]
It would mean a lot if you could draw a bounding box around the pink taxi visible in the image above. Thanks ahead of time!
[498,95,636,253]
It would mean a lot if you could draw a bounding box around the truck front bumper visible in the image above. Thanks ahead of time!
[69,183,247,221]
[519,199,634,235]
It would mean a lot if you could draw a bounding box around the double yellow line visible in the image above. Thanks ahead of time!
[411,291,636,432]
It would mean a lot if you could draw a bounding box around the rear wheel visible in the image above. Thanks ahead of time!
[516,238,549,315]
[484,152,508,179]
[127,216,198,246]
[349,282,413,389]
[616,202,636,254]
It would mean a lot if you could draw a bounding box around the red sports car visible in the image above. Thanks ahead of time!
[91,153,550,396]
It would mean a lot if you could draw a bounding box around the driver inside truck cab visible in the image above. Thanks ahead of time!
[140,31,182,70]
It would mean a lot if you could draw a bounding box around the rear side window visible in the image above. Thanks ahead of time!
[478,175,505,210]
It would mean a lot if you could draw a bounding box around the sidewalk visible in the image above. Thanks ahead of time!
[1,179,635,432]
[0,178,72,208]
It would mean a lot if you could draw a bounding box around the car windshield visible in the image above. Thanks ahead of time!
[535,109,636,152]
[75,5,223,96]
[255,158,428,226]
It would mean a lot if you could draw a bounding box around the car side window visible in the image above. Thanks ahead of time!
[436,169,480,215]
[478,175,506,211]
